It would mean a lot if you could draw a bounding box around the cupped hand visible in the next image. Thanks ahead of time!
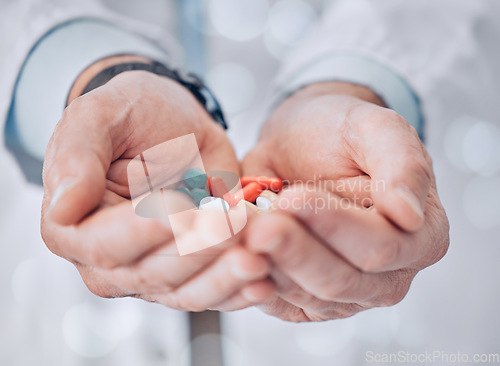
[242,82,449,322]
[41,71,274,312]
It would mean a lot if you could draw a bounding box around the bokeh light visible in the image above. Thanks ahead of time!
[206,62,257,114]
[352,308,395,347]
[294,320,354,357]
[445,116,500,176]
[463,176,500,230]
[462,120,500,176]
[268,0,316,46]
[208,0,270,41]
[264,0,316,59]
[11,258,43,307]
[391,306,431,348]
[62,301,142,358]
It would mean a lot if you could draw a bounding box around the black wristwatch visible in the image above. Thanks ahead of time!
[80,60,227,130]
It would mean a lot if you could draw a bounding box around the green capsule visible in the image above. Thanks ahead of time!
[190,188,210,207]
[174,187,192,199]
[183,168,208,189]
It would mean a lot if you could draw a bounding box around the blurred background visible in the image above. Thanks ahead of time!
[1,0,499,365]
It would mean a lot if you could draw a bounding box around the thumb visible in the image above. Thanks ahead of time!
[43,94,123,225]
[241,143,277,178]
[362,120,432,232]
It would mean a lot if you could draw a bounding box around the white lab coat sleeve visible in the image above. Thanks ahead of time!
[275,0,500,139]
[2,0,179,162]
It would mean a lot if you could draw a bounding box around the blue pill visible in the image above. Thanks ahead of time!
[175,187,192,198]
[191,188,210,207]
[184,169,208,189]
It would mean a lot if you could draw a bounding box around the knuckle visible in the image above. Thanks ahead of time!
[84,280,115,299]
[388,288,409,306]
[40,230,60,257]
[379,280,411,307]
[281,286,316,306]
[278,313,306,323]
[320,271,360,301]
[370,270,414,307]
[369,108,405,130]
[411,154,433,183]
[78,267,121,299]
[323,307,359,321]
[40,223,73,262]
[428,215,451,266]
[379,288,407,307]
[437,227,451,260]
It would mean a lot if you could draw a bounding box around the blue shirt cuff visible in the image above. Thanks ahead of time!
[9,18,170,161]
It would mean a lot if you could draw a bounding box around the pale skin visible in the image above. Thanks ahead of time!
[242,82,450,321]
[42,58,275,312]
[40,57,449,321]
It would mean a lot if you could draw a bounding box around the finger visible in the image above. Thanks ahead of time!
[355,108,432,231]
[209,279,275,312]
[200,128,241,175]
[98,201,252,293]
[42,199,173,269]
[255,294,313,322]
[74,234,235,298]
[75,264,276,312]
[242,142,373,206]
[268,270,366,320]
[246,212,412,304]
[316,175,373,207]
[75,264,129,298]
[241,143,277,177]
[275,187,433,272]
[42,89,131,225]
[153,246,270,311]
[104,236,236,295]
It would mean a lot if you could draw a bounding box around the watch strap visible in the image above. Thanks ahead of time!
[81,60,227,129]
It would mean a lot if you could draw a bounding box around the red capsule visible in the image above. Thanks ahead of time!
[240,176,284,192]
[232,182,263,205]
[210,176,237,206]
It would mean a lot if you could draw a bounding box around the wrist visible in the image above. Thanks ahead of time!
[67,55,153,106]
[289,81,386,107]
[69,56,227,130]
[258,82,387,144]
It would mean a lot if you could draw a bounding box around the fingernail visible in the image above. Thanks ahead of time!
[49,178,77,210]
[394,185,424,219]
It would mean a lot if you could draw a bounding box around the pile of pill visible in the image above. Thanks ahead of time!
[176,168,284,213]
